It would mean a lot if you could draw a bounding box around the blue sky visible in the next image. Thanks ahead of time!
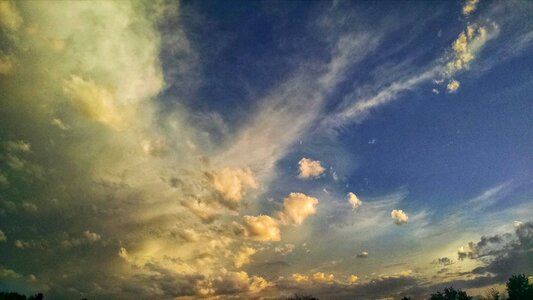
[0,0,532,299]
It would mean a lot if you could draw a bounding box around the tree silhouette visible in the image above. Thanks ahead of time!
[400,297,412,300]
[429,287,472,300]
[482,288,502,300]
[0,292,43,300]
[506,274,533,300]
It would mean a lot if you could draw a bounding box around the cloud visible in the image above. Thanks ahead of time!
[446,79,461,93]
[63,75,129,130]
[311,272,335,283]
[242,215,281,241]
[0,0,22,31]
[233,246,257,268]
[348,275,359,284]
[391,209,408,225]
[0,229,6,242]
[356,251,369,258]
[433,257,455,266]
[347,192,362,209]
[83,230,101,242]
[210,167,258,204]
[278,193,319,225]
[275,243,296,256]
[298,158,326,179]
[461,222,533,281]
[462,0,480,15]
[118,247,129,260]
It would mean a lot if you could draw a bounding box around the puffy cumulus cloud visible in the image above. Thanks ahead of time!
[211,270,271,295]
[83,230,101,242]
[0,0,22,31]
[462,0,479,16]
[242,215,281,241]
[348,275,359,284]
[347,192,362,209]
[447,24,488,75]
[312,272,335,283]
[298,158,325,179]
[278,193,319,225]
[210,167,258,204]
[279,271,421,299]
[0,229,6,241]
[233,246,257,268]
[446,79,461,93]
[391,209,408,225]
[63,75,130,130]
[291,273,310,283]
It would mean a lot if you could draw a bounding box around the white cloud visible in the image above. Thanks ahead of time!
[298,158,326,179]
[211,167,258,203]
[347,192,362,209]
[83,230,101,242]
[233,246,257,268]
[242,215,281,241]
[118,247,129,260]
[278,193,319,225]
[63,75,130,130]
[462,0,480,15]
[347,275,359,284]
[446,79,461,93]
[391,209,408,225]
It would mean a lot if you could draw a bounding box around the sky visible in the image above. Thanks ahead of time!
[0,0,532,299]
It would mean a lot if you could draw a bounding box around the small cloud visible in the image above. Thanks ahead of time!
[277,192,319,225]
[211,167,258,203]
[0,229,6,242]
[233,246,257,268]
[274,243,296,256]
[347,192,362,210]
[432,257,455,266]
[312,272,335,283]
[347,275,359,284]
[356,251,369,258]
[83,230,101,242]
[391,209,408,225]
[298,158,325,179]
[242,215,281,241]
[51,118,69,130]
[21,202,38,212]
[447,79,461,93]
[462,0,479,16]
[432,88,440,94]
[368,138,377,144]
[118,247,129,260]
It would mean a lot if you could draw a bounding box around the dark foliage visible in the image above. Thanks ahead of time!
[429,287,472,300]
[0,293,42,300]
[506,274,533,300]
